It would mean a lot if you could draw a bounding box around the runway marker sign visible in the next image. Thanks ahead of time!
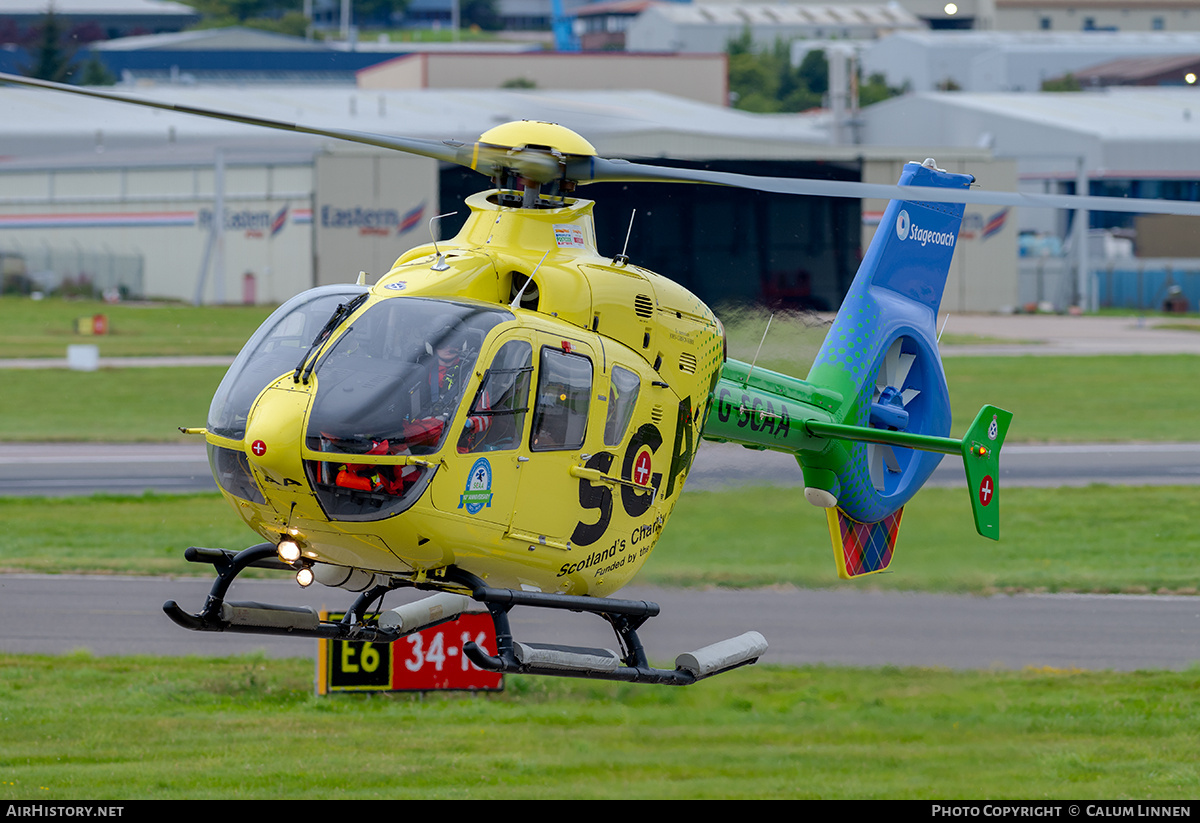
[317,611,503,694]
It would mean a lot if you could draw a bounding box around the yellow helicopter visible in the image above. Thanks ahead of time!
[6,72,1199,686]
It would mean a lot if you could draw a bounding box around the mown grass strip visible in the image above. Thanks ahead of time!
[0,367,226,442]
[0,354,1197,443]
[0,653,1196,799]
[0,299,271,359]
[1,485,1196,595]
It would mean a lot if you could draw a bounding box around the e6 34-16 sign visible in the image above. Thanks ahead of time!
[318,612,503,693]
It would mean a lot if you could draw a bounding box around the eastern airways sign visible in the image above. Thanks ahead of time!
[320,202,425,236]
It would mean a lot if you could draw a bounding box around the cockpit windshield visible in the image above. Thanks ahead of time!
[208,285,367,440]
[305,299,511,457]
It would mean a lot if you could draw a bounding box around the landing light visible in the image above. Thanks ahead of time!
[277,538,302,564]
[296,566,315,588]
[1187,73,1197,85]
[944,3,958,13]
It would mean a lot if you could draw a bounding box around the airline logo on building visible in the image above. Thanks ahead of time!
[199,205,292,239]
[958,209,1009,242]
[321,203,425,236]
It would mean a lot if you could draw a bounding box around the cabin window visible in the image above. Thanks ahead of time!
[458,340,533,453]
[603,365,641,446]
[531,347,592,451]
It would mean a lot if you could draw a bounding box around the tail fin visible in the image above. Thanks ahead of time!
[960,405,1013,540]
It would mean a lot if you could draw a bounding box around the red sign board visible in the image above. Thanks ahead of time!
[318,612,503,694]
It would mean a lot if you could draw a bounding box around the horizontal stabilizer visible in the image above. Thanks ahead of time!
[828,507,903,580]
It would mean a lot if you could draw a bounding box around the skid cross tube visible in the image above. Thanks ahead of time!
[442,568,699,685]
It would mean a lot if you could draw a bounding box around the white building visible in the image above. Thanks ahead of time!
[862,29,1200,92]
[624,3,921,53]
[861,88,1200,308]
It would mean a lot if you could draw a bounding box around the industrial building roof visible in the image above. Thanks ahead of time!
[0,84,837,167]
[636,2,919,27]
[862,29,1200,93]
[1071,54,1200,87]
[861,88,1200,178]
[92,28,332,52]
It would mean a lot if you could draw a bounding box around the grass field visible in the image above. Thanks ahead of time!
[0,354,1196,443]
[1,485,1196,595]
[0,654,1197,800]
[0,298,272,359]
[2,298,1197,443]
[1,482,1196,800]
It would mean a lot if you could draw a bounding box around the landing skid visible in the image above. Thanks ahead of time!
[163,543,768,686]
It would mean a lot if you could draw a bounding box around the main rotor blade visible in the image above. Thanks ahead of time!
[0,71,477,166]
[571,157,1200,217]
[0,71,565,182]
[5,71,1199,216]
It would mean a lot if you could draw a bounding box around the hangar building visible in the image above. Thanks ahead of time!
[0,83,1015,312]
[860,88,1200,309]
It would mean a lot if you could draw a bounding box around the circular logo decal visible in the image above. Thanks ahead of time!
[385,281,407,291]
[458,458,494,515]
[896,209,911,241]
[251,440,267,457]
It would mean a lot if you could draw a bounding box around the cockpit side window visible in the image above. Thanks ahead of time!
[458,340,533,454]
[603,365,642,447]
[530,347,592,451]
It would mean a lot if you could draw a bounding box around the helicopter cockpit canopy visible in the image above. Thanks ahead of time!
[207,290,512,521]
[208,284,370,441]
[304,298,509,457]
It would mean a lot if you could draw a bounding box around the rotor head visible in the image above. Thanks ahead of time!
[470,120,597,187]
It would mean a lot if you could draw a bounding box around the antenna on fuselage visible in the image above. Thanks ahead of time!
[511,251,550,310]
[428,211,458,272]
[743,313,775,386]
[613,209,636,267]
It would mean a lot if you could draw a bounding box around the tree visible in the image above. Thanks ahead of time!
[461,0,501,31]
[77,54,116,86]
[859,72,905,107]
[25,12,75,83]
[796,48,828,96]
[726,33,823,113]
[1042,73,1082,92]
